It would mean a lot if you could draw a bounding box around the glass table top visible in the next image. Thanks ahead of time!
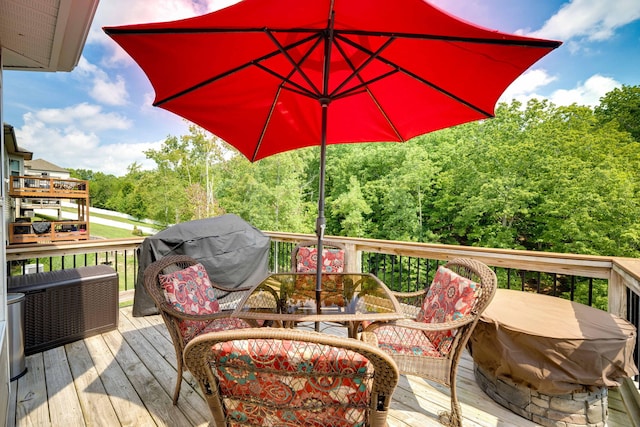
[233,272,404,323]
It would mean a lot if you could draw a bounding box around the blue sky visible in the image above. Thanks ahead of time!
[3,0,640,176]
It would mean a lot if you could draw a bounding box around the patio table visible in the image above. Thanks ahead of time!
[232,272,405,338]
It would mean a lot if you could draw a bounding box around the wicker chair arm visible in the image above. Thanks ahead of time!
[363,314,477,334]
[208,281,252,292]
[158,304,247,321]
[390,289,427,299]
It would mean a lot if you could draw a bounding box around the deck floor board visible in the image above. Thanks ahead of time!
[10,306,630,426]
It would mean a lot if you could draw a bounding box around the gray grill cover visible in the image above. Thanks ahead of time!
[134,214,270,316]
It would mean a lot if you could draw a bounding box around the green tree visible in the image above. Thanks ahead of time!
[69,168,118,209]
[595,84,640,142]
[111,163,150,220]
[421,99,640,257]
[214,150,314,233]
[144,125,230,224]
[73,84,640,260]
[330,176,371,237]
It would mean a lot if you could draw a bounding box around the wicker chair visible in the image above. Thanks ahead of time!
[290,240,347,332]
[184,328,399,427]
[143,255,272,404]
[362,258,497,427]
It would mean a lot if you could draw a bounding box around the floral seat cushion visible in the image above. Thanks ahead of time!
[296,247,345,273]
[158,263,249,342]
[373,265,481,358]
[374,325,442,358]
[212,338,372,426]
[419,265,481,354]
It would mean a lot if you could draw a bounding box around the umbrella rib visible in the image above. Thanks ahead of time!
[253,62,318,100]
[337,35,494,117]
[265,29,323,98]
[334,29,561,49]
[279,85,322,100]
[153,31,320,106]
[330,37,404,140]
[328,36,396,99]
[104,27,319,36]
[397,60,493,117]
[105,27,559,50]
[331,70,398,100]
[328,35,402,100]
[253,85,283,161]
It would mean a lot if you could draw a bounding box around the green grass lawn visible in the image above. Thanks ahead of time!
[89,223,143,239]
[62,207,158,229]
[37,209,156,239]
[17,211,153,294]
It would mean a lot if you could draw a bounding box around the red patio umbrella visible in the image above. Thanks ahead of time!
[104,0,561,297]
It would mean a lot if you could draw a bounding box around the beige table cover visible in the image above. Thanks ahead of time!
[469,289,638,394]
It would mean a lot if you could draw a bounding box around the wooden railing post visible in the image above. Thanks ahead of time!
[343,242,359,272]
[608,268,627,319]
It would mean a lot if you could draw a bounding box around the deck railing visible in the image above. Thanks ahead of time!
[6,232,640,313]
[6,232,640,400]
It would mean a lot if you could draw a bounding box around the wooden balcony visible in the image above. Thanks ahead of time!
[8,220,89,244]
[9,176,88,199]
[8,176,90,245]
[9,305,632,427]
[5,234,640,425]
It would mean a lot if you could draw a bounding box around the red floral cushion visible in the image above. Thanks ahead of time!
[159,263,233,342]
[159,263,220,314]
[296,247,345,273]
[372,265,481,358]
[418,265,481,355]
[373,326,442,358]
[212,338,372,426]
[185,317,250,343]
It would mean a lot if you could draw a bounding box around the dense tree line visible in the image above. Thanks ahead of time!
[70,85,640,258]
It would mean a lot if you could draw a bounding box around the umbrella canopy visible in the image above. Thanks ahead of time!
[104,0,560,293]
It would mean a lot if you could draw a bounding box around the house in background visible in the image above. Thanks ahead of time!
[4,123,33,179]
[3,122,32,231]
[16,158,72,220]
[7,153,91,245]
[25,158,71,180]
[0,0,100,422]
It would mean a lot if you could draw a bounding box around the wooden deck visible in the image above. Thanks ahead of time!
[9,306,631,426]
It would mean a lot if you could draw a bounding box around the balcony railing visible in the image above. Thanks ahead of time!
[9,176,88,198]
[6,232,640,409]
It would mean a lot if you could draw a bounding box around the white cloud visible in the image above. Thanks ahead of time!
[499,69,557,104]
[15,111,161,176]
[77,57,129,106]
[528,0,640,43]
[77,140,163,176]
[12,104,159,176]
[499,72,620,107]
[31,103,132,132]
[548,74,620,107]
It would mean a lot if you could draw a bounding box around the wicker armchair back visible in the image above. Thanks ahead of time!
[143,254,257,404]
[184,328,399,427]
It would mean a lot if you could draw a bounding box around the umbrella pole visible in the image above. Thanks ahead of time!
[316,10,334,324]
[315,101,329,321]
